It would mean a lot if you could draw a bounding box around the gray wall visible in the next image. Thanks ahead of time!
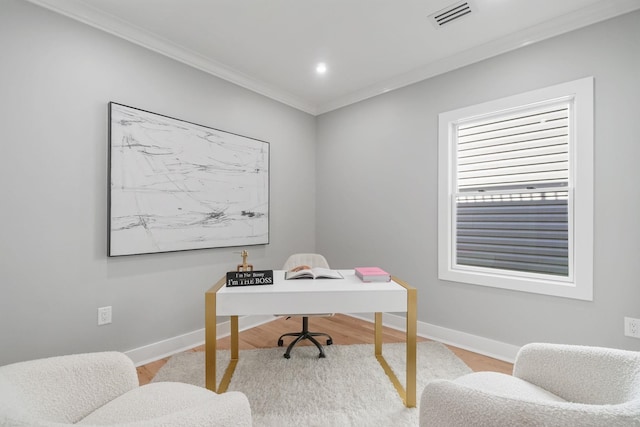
[2,0,639,367]
[317,10,640,351]
[0,0,317,365]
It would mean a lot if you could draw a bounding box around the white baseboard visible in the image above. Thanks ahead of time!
[348,313,519,363]
[125,314,276,366]
[125,313,519,366]
[126,328,205,367]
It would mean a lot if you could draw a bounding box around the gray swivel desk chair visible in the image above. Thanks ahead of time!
[277,253,334,359]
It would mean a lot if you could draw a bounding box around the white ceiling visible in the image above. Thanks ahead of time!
[27,0,640,115]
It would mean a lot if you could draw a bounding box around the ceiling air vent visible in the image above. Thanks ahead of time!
[429,1,474,28]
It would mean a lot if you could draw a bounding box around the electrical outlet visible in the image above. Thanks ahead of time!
[624,317,640,338]
[98,306,112,326]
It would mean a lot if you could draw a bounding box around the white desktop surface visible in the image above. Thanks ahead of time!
[216,269,407,316]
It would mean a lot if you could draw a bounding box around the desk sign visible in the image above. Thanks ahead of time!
[226,270,274,287]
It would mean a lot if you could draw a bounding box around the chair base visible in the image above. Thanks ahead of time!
[277,317,333,359]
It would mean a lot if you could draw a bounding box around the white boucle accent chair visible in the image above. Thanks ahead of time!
[420,343,640,427]
[0,351,251,426]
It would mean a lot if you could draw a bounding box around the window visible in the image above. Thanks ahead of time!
[438,77,594,300]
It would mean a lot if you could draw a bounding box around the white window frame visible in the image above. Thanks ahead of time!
[438,77,594,300]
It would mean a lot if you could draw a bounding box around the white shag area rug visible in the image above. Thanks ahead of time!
[152,342,471,427]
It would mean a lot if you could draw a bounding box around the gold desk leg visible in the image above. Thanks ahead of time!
[404,280,417,408]
[217,315,239,393]
[375,312,383,356]
[374,277,417,408]
[375,312,407,405]
[205,277,225,392]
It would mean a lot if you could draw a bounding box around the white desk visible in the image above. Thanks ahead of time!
[205,269,417,407]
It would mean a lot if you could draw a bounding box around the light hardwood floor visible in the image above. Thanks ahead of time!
[137,314,513,385]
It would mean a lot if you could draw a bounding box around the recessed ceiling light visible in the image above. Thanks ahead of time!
[316,62,327,74]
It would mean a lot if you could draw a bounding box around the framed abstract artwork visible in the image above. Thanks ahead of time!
[108,102,269,256]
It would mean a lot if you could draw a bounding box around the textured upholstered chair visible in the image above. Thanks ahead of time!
[419,342,640,427]
[0,351,252,426]
[277,253,334,359]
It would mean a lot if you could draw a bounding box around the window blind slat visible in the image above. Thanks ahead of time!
[458,229,568,239]
[459,160,568,180]
[458,171,569,190]
[458,133,567,156]
[458,151,569,173]
[457,221,568,231]
[458,247,568,263]
[456,257,569,276]
[459,125,568,148]
[458,236,568,249]
[458,141,568,167]
[456,199,568,214]
[458,108,568,134]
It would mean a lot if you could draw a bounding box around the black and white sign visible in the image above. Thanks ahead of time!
[226,270,274,287]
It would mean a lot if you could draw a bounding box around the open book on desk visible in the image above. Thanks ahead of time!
[284,267,344,280]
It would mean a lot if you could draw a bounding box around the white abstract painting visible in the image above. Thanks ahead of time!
[108,103,269,256]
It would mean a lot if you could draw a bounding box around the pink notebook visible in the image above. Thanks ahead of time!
[354,267,391,282]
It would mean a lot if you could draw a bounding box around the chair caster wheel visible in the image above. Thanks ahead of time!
[284,353,290,359]
[278,339,284,347]
[327,339,333,345]
[319,353,326,358]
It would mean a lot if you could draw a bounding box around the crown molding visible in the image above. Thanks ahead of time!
[25,0,640,117]
[315,0,640,115]
[25,0,318,115]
